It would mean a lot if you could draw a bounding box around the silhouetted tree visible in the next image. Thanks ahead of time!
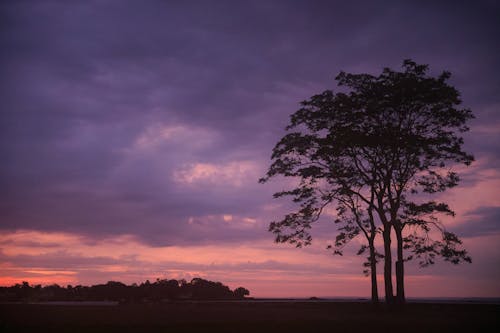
[260,60,473,304]
[233,287,250,299]
[327,194,382,302]
[0,278,250,302]
[188,278,234,299]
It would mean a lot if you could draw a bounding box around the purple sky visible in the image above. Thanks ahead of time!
[1,0,499,297]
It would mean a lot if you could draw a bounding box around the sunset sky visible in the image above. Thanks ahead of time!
[1,1,499,298]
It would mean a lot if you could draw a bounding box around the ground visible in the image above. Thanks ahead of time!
[0,301,498,332]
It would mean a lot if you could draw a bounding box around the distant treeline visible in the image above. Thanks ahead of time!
[0,278,250,302]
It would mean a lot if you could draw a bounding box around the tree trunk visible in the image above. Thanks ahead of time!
[395,226,405,304]
[382,225,394,304]
[367,197,378,304]
[369,241,379,303]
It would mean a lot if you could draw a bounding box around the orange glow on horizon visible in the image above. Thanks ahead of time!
[1,229,499,297]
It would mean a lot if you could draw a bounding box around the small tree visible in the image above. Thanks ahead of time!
[260,60,472,304]
[233,287,250,299]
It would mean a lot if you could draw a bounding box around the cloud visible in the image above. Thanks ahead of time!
[0,0,499,296]
[2,0,499,244]
[1,229,498,297]
[0,229,372,293]
[132,124,218,152]
[173,161,259,187]
[452,206,500,238]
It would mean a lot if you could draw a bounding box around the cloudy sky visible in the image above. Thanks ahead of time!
[1,0,499,297]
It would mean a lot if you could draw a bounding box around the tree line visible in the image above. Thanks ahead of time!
[0,278,250,302]
[260,60,473,305]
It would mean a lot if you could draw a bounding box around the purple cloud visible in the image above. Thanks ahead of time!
[1,0,499,250]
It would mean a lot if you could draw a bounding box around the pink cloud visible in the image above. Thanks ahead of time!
[172,161,260,187]
[1,229,498,297]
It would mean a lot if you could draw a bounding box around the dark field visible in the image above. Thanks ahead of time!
[1,301,498,333]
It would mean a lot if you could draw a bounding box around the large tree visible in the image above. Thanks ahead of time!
[260,60,472,304]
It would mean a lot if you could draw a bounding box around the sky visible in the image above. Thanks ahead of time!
[1,0,499,298]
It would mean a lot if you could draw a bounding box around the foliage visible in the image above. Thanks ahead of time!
[260,60,474,303]
[0,278,250,302]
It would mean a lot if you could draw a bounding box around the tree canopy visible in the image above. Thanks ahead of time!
[260,60,473,304]
[0,278,250,302]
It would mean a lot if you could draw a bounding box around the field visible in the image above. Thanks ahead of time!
[1,301,499,332]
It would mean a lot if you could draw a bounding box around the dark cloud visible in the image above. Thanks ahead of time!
[452,206,500,238]
[0,249,126,270]
[1,0,499,246]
